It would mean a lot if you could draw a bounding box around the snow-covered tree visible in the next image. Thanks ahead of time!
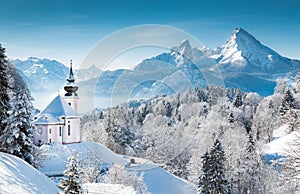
[198,139,230,194]
[0,44,11,135]
[59,156,83,194]
[79,156,101,183]
[239,131,261,194]
[279,89,298,132]
[280,89,296,116]
[198,151,209,194]
[253,97,279,142]
[281,133,300,193]
[0,89,34,165]
[233,88,243,108]
[103,163,149,194]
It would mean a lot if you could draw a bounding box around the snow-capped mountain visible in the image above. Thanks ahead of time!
[213,28,300,95]
[12,28,300,111]
[129,28,300,98]
[76,64,102,82]
[12,57,103,111]
[216,28,297,73]
[12,57,69,92]
[12,58,103,93]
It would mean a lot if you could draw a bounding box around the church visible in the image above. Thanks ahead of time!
[33,61,81,145]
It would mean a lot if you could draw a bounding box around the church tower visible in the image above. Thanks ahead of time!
[64,60,79,112]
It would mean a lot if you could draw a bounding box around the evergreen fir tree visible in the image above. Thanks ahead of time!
[233,89,243,108]
[0,89,34,165]
[198,139,230,194]
[59,156,83,194]
[198,152,210,194]
[0,44,11,135]
[279,89,296,116]
[240,131,261,194]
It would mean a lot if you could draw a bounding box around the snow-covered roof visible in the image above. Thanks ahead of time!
[33,114,64,125]
[33,95,80,125]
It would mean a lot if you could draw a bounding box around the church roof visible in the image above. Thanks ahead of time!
[33,95,80,125]
[41,95,80,117]
[33,114,64,125]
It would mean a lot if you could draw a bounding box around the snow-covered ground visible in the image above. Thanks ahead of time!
[128,162,196,194]
[40,141,197,194]
[40,141,128,176]
[263,124,299,155]
[0,152,58,194]
[83,183,136,194]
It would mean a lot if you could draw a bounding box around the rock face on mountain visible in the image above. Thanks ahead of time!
[12,28,300,110]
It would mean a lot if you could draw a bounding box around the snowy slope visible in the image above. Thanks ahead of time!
[263,124,299,155]
[39,142,196,194]
[0,152,58,194]
[40,141,128,176]
[128,162,197,194]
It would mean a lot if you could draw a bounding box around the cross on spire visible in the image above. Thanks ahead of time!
[67,59,75,82]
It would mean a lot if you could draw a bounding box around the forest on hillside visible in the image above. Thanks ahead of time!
[82,78,300,193]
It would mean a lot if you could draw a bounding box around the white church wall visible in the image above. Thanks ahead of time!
[62,118,81,144]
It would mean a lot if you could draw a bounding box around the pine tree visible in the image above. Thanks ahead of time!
[0,44,11,135]
[198,139,230,194]
[59,156,83,194]
[0,89,34,165]
[279,89,295,116]
[198,152,210,194]
[233,89,243,108]
[240,131,261,194]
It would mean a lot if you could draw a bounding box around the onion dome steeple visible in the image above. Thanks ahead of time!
[64,60,78,97]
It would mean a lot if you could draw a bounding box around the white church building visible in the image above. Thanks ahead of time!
[33,61,81,145]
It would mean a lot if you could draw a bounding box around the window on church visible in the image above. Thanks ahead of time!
[59,126,62,136]
[49,139,51,143]
[49,128,51,134]
[68,102,71,106]
[68,125,71,136]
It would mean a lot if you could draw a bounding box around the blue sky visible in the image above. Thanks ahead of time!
[1,0,300,69]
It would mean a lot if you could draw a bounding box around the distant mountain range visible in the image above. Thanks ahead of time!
[12,28,300,111]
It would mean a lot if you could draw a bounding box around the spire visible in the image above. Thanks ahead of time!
[64,59,78,97]
[67,59,75,82]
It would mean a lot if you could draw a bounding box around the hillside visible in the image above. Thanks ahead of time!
[0,152,58,194]
[39,141,197,194]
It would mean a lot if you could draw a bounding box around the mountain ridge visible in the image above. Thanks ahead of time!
[11,28,300,111]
